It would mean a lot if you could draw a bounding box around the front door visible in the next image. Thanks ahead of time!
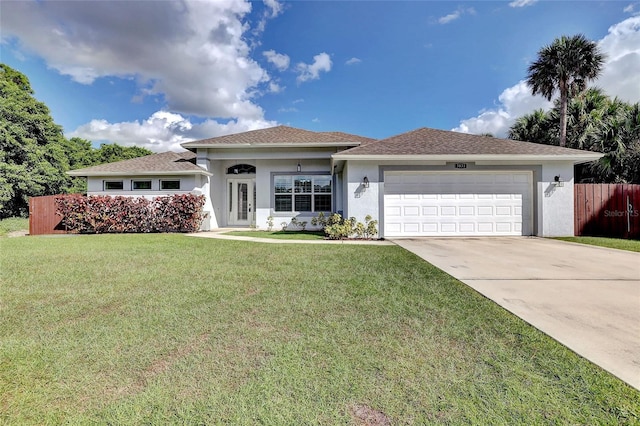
[228,179,255,226]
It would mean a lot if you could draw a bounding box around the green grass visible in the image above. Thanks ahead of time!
[555,236,640,252]
[1,234,638,424]
[227,230,325,240]
[0,217,28,236]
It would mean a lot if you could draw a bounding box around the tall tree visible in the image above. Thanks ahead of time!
[0,64,70,217]
[508,109,556,145]
[0,64,152,218]
[526,34,605,147]
[509,88,640,183]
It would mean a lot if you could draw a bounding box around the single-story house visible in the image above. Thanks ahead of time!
[68,125,602,237]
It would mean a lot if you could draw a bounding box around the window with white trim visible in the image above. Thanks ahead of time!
[132,180,152,190]
[160,180,181,190]
[274,175,331,213]
[104,180,124,190]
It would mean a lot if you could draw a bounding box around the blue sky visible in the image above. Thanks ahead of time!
[1,0,639,152]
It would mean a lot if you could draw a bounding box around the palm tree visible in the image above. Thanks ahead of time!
[508,109,555,145]
[526,34,605,147]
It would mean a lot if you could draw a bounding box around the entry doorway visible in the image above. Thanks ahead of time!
[228,179,255,226]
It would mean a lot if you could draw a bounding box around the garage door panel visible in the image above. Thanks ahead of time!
[459,223,475,232]
[422,223,438,232]
[459,206,474,215]
[440,206,456,216]
[477,206,493,215]
[478,223,493,232]
[404,206,420,216]
[441,223,456,233]
[495,206,512,215]
[423,206,438,216]
[387,206,401,216]
[384,171,532,237]
[496,223,513,232]
[404,223,420,233]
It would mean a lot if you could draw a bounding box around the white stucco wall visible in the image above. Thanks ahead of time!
[85,174,208,229]
[538,161,576,237]
[254,158,331,230]
[202,153,333,229]
[342,160,578,238]
[86,175,198,195]
[343,161,381,223]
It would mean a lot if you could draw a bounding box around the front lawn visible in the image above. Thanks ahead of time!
[1,234,638,424]
[555,236,640,252]
[226,230,325,240]
[0,217,28,236]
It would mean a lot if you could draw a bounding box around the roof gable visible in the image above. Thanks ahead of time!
[181,125,374,148]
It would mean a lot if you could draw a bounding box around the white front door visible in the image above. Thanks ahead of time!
[228,179,255,226]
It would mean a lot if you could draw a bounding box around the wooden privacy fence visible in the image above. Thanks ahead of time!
[574,184,640,239]
[29,195,67,236]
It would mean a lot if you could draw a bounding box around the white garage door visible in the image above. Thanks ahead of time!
[384,171,533,237]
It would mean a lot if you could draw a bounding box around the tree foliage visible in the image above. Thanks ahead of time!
[526,34,605,147]
[509,88,640,183]
[0,64,152,218]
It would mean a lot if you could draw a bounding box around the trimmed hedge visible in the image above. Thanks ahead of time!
[55,194,205,234]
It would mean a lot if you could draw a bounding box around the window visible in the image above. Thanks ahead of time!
[160,180,180,190]
[132,180,152,190]
[274,175,331,213]
[104,180,124,190]
[227,164,256,175]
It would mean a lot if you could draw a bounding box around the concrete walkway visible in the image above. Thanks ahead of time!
[391,237,640,390]
[187,229,393,245]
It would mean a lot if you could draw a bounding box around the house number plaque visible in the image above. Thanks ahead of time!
[454,163,467,169]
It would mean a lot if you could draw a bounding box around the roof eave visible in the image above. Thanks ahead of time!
[67,169,213,177]
[181,142,361,149]
[331,153,605,163]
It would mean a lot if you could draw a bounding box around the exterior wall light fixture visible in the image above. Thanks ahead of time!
[553,175,564,187]
[297,163,301,172]
[363,176,370,188]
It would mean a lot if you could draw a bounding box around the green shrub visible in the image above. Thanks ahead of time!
[320,213,378,239]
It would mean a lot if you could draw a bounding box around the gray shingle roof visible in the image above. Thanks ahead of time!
[335,127,602,158]
[181,125,375,148]
[67,151,211,176]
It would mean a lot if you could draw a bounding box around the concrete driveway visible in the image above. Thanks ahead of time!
[391,237,640,390]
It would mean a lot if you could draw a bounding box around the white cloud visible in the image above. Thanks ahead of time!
[296,52,332,83]
[509,0,538,8]
[454,16,640,137]
[311,118,320,123]
[0,0,290,148]
[69,111,277,152]
[263,0,283,18]
[345,57,362,65]
[438,11,461,24]
[277,107,298,113]
[292,98,304,104]
[453,82,551,137]
[0,0,273,120]
[438,7,475,24]
[623,3,636,13]
[268,81,284,93]
[597,16,640,103]
[263,49,290,71]
[254,0,284,35]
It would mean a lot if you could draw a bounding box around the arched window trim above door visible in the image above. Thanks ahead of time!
[227,164,256,175]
